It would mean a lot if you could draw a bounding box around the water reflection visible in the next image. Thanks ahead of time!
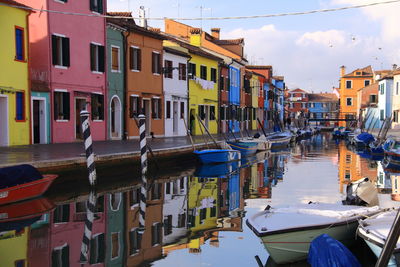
[3,133,396,266]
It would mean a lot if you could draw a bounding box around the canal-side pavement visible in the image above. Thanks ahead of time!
[0,133,244,169]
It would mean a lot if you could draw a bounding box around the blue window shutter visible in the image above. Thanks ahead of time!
[15,28,24,60]
[16,92,24,120]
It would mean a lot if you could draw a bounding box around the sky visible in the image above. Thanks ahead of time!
[107,0,400,93]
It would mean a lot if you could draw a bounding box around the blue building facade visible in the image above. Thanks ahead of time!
[307,93,339,123]
[229,64,242,132]
[272,77,285,124]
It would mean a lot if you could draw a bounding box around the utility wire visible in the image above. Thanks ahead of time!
[1,0,400,21]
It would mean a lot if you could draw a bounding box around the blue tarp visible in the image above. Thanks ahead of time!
[356,132,375,144]
[308,234,361,267]
[0,164,43,190]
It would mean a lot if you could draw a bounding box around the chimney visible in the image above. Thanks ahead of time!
[340,65,346,77]
[393,64,398,70]
[211,28,220,39]
[139,6,147,29]
[189,28,202,46]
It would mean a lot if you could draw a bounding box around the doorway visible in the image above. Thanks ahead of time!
[143,99,151,135]
[32,98,47,144]
[110,96,121,139]
[0,95,8,146]
[173,101,178,135]
[204,105,209,129]
[75,98,87,139]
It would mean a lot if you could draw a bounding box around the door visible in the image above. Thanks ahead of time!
[204,105,209,129]
[143,99,151,135]
[75,98,87,139]
[0,96,8,146]
[32,98,46,144]
[173,101,178,134]
[110,96,121,139]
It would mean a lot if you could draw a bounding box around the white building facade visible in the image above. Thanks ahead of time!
[163,46,190,137]
[378,75,393,128]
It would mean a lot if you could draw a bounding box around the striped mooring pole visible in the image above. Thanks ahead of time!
[81,110,97,186]
[138,114,148,232]
[79,110,98,263]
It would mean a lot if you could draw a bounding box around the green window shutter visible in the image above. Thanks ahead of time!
[62,37,70,67]
[52,35,57,65]
[90,43,96,71]
[98,45,105,72]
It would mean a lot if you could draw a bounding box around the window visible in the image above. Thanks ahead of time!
[200,65,207,80]
[52,244,69,267]
[345,80,352,89]
[180,102,185,119]
[346,98,352,106]
[356,71,361,75]
[210,68,217,82]
[164,60,172,78]
[394,111,399,123]
[54,92,70,120]
[166,101,171,119]
[129,188,140,207]
[178,213,186,228]
[129,228,142,255]
[210,206,216,217]
[346,154,351,163]
[220,106,225,120]
[164,215,173,236]
[380,109,385,120]
[369,94,377,103]
[90,234,105,264]
[151,182,161,200]
[90,43,105,72]
[129,96,140,117]
[219,76,224,91]
[210,105,215,120]
[188,63,196,79]
[397,82,399,95]
[111,46,120,72]
[15,92,25,121]
[91,94,104,120]
[151,98,162,119]
[165,182,171,194]
[364,80,370,87]
[110,193,121,211]
[231,69,237,87]
[345,170,351,180]
[199,105,205,120]
[15,260,25,267]
[380,83,385,95]
[129,47,141,71]
[151,223,162,246]
[52,35,70,67]
[200,208,206,222]
[152,52,161,74]
[15,27,25,61]
[90,0,103,14]
[111,232,120,259]
[53,204,70,223]
[179,63,187,80]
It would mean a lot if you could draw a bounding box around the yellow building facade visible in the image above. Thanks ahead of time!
[251,74,259,130]
[0,229,28,266]
[339,66,373,127]
[0,3,30,146]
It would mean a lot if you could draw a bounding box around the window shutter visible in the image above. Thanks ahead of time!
[52,35,57,65]
[137,97,142,114]
[64,92,70,120]
[62,246,70,266]
[98,0,103,14]
[54,93,59,119]
[98,45,105,72]
[129,47,133,70]
[62,37,70,67]
[164,60,168,78]
[137,49,141,71]
[182,64,186,80]
[152,53,155,74]
[158,99,162,119]
[151,99,156,118]
[90,43,95,71]
[158,54,162,74]
[129,97,134,118]
[90,0,94,11]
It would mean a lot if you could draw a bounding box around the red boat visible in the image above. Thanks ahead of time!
[0,197,55,222]
[0,164,58,205]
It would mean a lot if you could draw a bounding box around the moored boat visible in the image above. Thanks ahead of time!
[266,131,292,150]
[383,138,400,161]
[0,164,58,205]
[227,140,258,156]
[353,132,375,148]
[193,149,241,164]
[246,202,381,264]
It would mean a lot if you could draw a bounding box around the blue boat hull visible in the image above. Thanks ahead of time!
[193,149,240,164]
[227,141,258,156]
[194,161,241,178]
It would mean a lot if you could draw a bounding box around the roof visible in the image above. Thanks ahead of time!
[163,46,190,58]
[289,88,307,93]
[212,38,244,45]
[343,65,373,78]
[107,18,165,40]
[106,12,133,17]
[246,65,272,70]
[0,0,32,11]
[308,93,338,102]
[357,82,378,92]
[273,76,284,81]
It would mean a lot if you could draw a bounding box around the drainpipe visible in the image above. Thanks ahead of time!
[186,55,192,134]
[122,30,131,140]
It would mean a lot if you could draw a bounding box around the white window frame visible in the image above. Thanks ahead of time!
[110,232,121,260]
[52,33,68,69]
[345,80,352,89]
[91,41,104,74]
[152,51,161,75]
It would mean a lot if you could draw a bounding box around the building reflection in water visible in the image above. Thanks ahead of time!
[3,137,356,266]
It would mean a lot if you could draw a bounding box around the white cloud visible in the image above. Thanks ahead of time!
[296,30,346,47]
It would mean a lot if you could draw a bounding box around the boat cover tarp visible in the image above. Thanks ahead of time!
[356,132,375,144]
[0,164,43,190]
[308,234,361,267]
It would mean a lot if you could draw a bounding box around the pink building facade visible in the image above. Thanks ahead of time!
[18,0,107,143]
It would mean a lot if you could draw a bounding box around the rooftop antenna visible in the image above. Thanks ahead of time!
[196,5,211,30]
[139,6,148,29]
[173,0,181,18]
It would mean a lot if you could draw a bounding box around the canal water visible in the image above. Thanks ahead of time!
[1,133,398,266]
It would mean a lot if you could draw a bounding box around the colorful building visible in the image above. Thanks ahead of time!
[19,0,107,143]
[338,66,373,126]
[105,193,125,266]
[307,93,339,121]
[378,72,394,128]
[162,42,190,137]
[0,0,31,146]
[106,19,126,140]
[393,70,400,128]
[287,88,308,117]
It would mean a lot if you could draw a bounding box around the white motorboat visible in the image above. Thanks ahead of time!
[343,177,379,206]
[247,202,381,264]
[357,209,399,266]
